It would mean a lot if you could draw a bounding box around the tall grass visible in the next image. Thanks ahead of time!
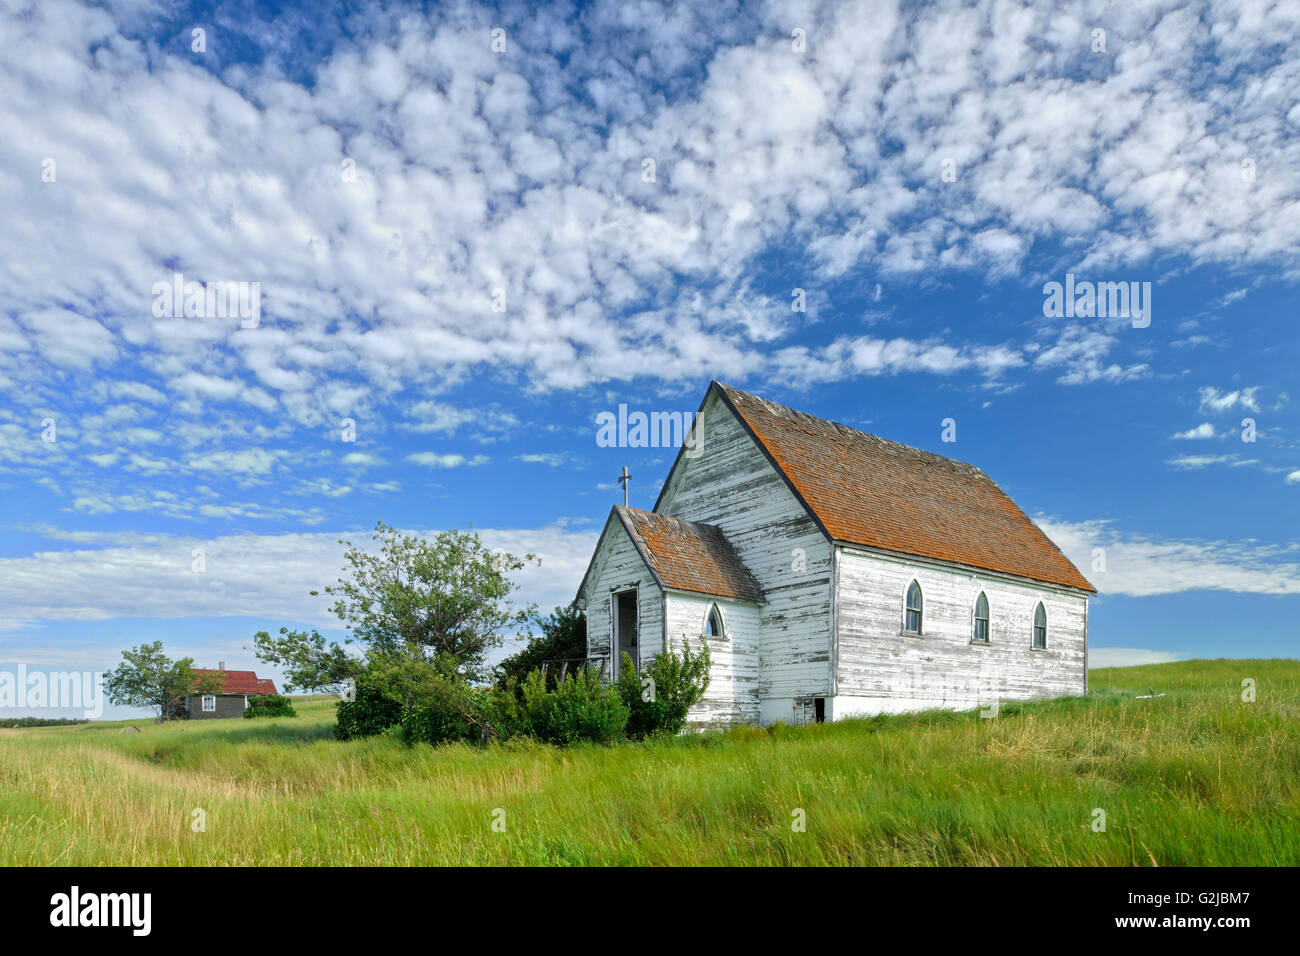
[1,659,1296,865]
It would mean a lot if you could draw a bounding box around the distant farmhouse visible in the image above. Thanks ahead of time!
[576,382,1095,728]
[182,663,278,719]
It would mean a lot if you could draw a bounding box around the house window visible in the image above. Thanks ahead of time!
[904,580,923,633]
[1032,602,1047,649]
[973,592,990,643]
[704,604,724,638]
[201,694,216,712]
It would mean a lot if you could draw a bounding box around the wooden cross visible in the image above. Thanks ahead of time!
[617,466,631,507]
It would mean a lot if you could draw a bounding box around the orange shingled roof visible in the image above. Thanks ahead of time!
[712,382,1095,593]
[192,669,278,695]
[616,506,765,603]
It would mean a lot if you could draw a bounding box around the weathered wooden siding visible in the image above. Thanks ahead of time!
[581,516,663,679]
[833,545,1088,717]
[663,592,761,727]
[657,392,833,722]
[185,694,247,719]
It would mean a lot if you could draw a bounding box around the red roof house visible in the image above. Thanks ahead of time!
[183,662,278,719]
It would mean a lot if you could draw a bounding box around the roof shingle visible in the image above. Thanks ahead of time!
[192,669,278,695]
[616,506,765,603]
[713,382,1095,593]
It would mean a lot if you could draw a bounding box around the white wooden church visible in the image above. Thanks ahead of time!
[576,381,1095,727]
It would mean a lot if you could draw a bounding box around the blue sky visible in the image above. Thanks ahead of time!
[1,0,1298,719]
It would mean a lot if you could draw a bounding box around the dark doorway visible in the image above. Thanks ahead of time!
[615,589,638,674]
[814,698,826,723]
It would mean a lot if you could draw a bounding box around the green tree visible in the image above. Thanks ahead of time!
[251,626,362,693]
[102,642,225,721]
[317,522,537,681]
[496,604,587,689]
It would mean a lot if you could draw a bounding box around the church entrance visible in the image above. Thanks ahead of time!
[614,588,639,676]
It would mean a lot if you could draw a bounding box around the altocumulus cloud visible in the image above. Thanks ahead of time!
[2,0,1299,431]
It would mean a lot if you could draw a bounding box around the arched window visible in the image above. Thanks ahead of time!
[1032,602,1047,648]
[973,592,990,643]
[904,580,923,633]
[704,604,724,638]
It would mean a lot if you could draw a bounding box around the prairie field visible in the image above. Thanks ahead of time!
[1,658,1297,866]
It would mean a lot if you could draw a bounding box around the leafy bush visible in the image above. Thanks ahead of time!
[484,677,526,740]
[333,652,454,740]
[243,694,297,718]
[399,677,494,746]
[335,683,403,740]
[617,639,711,739]
[334,641,635,748]
[504,669,628,745]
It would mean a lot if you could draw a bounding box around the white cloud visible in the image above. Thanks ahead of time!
[1172,422,1216,440]
[1198,386,1261,414]
[105,381,168,404]
[0,0,1296,422]
[769,333,1028,387]
[1038,517,1300,597]
[0,524,598,633]
[1167,453,1256,470]
[25,308,116,369]
[340,452,383,468]
[406,452,490,468]
[1032,328,1149,385]
[185,448,284,477]
[404,401,519,437]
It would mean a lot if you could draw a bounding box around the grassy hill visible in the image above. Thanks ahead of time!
[1,658,1296,865]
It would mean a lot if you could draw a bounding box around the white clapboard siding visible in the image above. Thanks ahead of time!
[582,517,663,679]
[664,592,762,727]
[657,391,833,703]
[833,545,1088,716]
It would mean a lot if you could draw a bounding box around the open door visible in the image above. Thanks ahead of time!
[614,588,638,676]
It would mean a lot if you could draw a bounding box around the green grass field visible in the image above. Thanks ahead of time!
[1,658,1297,865]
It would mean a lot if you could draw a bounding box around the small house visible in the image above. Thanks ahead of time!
[184,662,278,719]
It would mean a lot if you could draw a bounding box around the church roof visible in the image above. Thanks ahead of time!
[709,382,1095,593]
[615,506,766,603]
